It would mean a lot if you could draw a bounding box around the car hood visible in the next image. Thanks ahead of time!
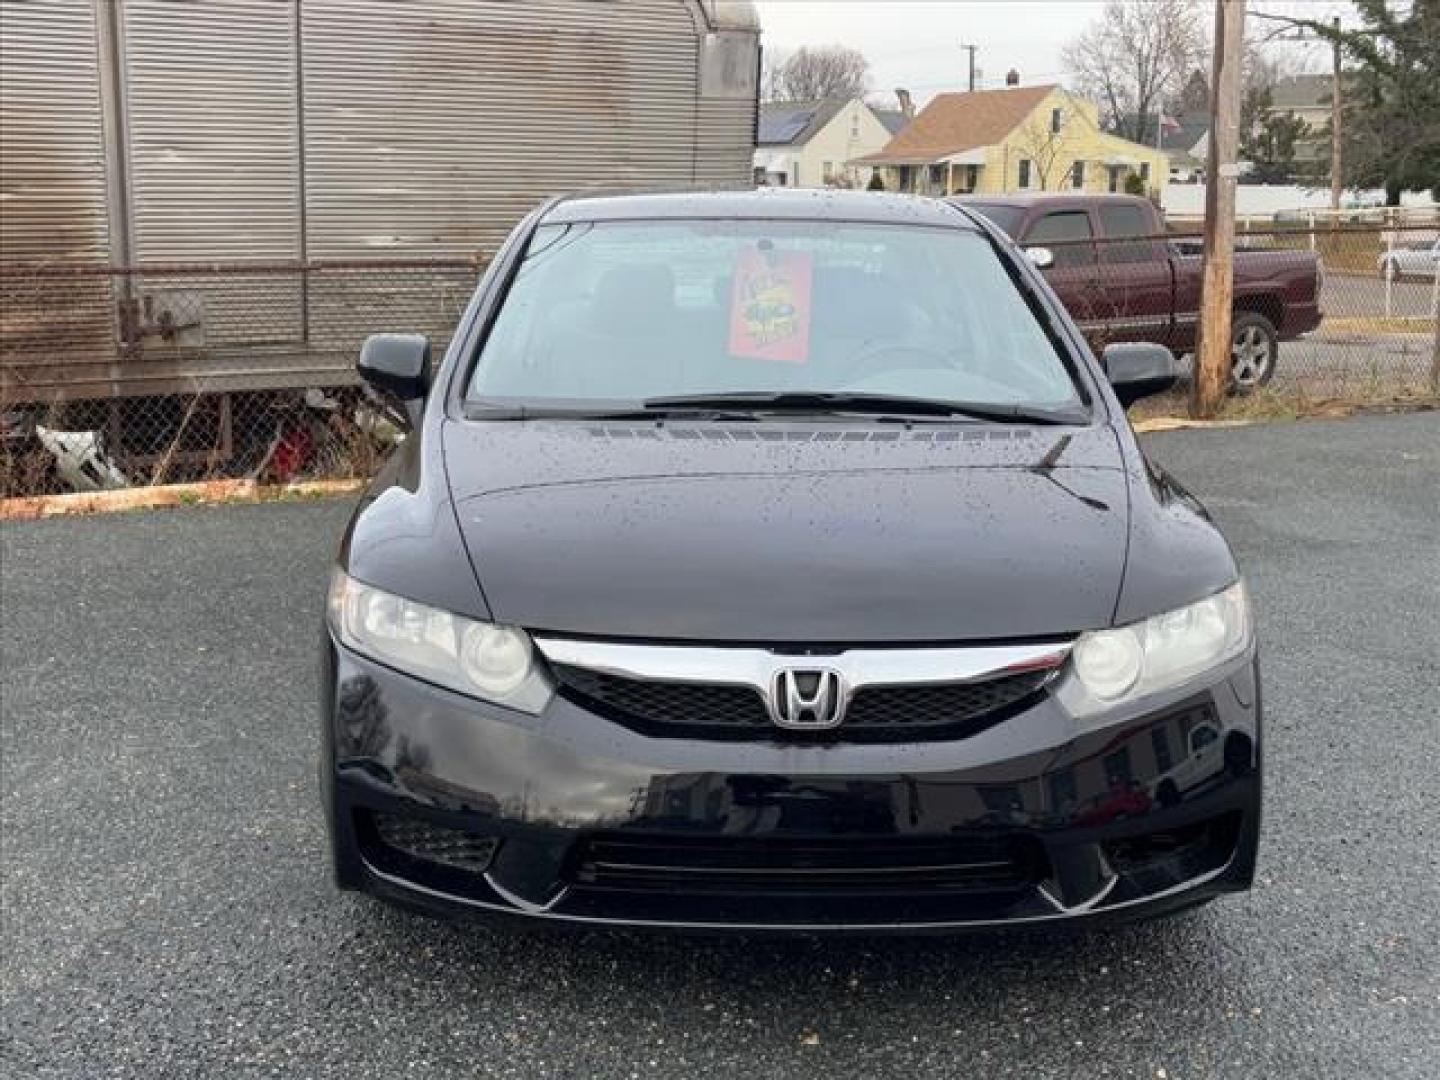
[442,419,1129,643]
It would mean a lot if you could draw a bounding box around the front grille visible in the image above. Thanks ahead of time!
[552,664,1052,741]
[572,833,1044,894]
[555,667,770,730]
[846,672,1051,729]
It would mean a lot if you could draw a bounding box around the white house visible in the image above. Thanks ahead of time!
[755,99,900,189]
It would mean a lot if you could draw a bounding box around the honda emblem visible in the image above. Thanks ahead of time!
[769,668,846,730]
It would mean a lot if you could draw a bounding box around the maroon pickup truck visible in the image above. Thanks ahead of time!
[951,194,1322,389]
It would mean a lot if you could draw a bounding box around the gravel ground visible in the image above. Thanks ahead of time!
[3,412,1437,1079]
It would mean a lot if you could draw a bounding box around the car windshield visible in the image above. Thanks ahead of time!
[467,218,1081,413]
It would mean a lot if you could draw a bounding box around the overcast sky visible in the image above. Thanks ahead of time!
[753,1,1348,110]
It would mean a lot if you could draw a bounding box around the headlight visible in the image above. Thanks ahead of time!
[1061,581,1251,717]
[327,570,552,714]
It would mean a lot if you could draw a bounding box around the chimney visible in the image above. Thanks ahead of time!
[895,88,914,119]
[1006,69,1020,87]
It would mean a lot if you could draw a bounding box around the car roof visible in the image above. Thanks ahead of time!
[950,193,1152,211]
[543,188,979,230]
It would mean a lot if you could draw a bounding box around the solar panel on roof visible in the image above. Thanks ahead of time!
[758,108,814,145]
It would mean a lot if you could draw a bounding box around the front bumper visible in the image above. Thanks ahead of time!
[321,640,1262,933]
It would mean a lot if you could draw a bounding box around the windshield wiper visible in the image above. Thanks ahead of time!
[464,403,757,422]
[642,391,1084,426]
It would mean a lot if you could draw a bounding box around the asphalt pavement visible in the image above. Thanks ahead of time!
[3,412,1437,1079]
[1322,272,1437,320]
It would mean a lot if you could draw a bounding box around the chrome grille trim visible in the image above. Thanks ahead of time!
[533,638,1072,698]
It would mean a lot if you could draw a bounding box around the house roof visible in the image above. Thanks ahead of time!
[1113,110,1207,152]
[1164,117,1210,152]
[757,99,848,147]
[871,108,910,136]
[855,84,1058,165]
[1269,74,1331,111]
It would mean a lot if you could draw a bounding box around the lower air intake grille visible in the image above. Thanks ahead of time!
[572,833,1044,893]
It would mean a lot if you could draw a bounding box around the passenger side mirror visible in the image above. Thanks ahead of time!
[1023,246,1055,269]
[1102,342,1178,407]
[358,333,431,401]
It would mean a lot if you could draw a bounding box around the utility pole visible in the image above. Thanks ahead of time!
[961,43,977,92]
[1192,0,1246,419]
[1329,15,1343,211]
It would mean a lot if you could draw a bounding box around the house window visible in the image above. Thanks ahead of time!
[1150,726,1174,773]
[1071,160,1085,189]
[1102,747,1134,788]
[753,166,766,186]
[851,114,860,137]
[1018,158,1032,189]
[792,160,800,186]
[823,160,834,183]
[1047,767,1078,814]
[1140,162,1151,185]
[1051,107,1063,134]
[962,164,979,192]
[979,785,1024,819]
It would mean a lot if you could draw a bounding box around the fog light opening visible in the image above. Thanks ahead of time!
[372,813,500,875]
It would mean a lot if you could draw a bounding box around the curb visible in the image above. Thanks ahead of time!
[1131,418,1255,433]
[1,478,365,521]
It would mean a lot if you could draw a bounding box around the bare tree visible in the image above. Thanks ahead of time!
[764,45,871,102]
[1062,0,1207,143]
[1011,106,1098,191]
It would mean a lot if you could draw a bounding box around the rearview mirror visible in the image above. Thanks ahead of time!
[1102,342,1178,407]
[357,334,431,401]
[1024,246,1055,269]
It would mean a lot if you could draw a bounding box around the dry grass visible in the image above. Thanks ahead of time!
[0,477,365,520]
[1128,385,1439,426]
[1319,316,1434,337]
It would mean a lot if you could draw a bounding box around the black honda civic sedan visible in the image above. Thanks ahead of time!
[320,189,1261,932]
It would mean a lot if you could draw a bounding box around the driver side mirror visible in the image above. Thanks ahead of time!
[358,333,431,401]
[1102,342,1178,407]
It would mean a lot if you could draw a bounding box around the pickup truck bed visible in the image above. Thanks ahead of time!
[952,194,1322,388]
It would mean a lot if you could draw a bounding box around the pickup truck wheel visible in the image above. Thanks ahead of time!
[1229,312,1278,391]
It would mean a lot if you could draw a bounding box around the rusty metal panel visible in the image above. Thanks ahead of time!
[0,0,115,404]
[119,0,304,360]
[301,0,758,260]
[120,0,301,262]
[1,0,758,403]
[0,0,111,261]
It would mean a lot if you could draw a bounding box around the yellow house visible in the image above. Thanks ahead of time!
[855,84,1167,200]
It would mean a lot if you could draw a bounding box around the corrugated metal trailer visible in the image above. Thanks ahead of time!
[0,0,760,402]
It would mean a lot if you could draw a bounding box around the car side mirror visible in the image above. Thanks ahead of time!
[1023,246,1054,269]
[1102,342,1178,407]
[358,333,431,401]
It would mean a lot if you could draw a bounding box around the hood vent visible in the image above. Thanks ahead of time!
[582,425,1035,444]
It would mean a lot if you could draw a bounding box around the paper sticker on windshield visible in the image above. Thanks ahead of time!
[728,248,813,363]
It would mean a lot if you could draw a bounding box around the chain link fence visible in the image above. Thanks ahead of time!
[2,259,481,498]
[3,224,1437,500]
[1027,221,1438,401]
